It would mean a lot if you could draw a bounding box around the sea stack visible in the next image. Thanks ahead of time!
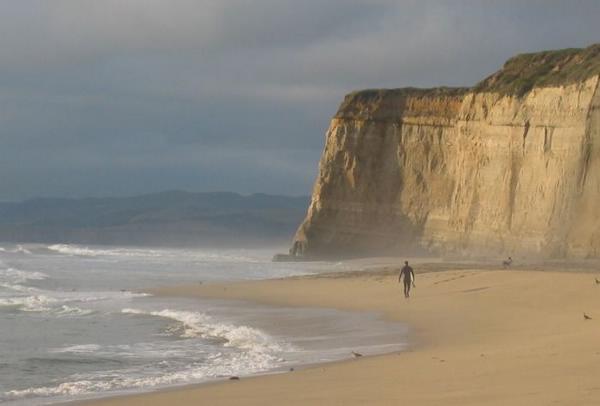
[293,44,600,259]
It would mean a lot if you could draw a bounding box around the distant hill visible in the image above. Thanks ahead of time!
[0,191,309,247]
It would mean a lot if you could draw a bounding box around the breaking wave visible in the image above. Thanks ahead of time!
[4,309,291,402]
[0,267,47,294]
[0,264,146,315]
[0,245,32,255]
[0,267,48,283]
[46,244,154,257]
[45,244,264,263]
[121,308,289,353]
[0,290,146,314]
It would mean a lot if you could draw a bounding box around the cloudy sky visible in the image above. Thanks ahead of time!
[1,0,599,201]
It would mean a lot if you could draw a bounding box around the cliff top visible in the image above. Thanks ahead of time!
[342,87,468,100]
[336,87,468,121]
[339,44,600,114]
[475,43,600,97]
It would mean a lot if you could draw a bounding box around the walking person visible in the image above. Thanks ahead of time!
[399,261,415,298]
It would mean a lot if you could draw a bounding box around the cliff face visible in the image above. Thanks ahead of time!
[294,44,600,258]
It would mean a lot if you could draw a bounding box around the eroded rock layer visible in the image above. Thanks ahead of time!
[293,44,600,258]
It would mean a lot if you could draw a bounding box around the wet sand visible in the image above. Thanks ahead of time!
[79,264,600,405]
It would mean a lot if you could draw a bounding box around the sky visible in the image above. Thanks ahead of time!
[1,0,599,201]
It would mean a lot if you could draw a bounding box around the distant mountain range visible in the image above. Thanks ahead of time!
[0,191,309,247]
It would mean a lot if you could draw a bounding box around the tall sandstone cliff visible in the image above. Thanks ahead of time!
[293,44,600,258]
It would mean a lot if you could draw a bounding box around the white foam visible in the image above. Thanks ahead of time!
[49,290,149,303]
[47,244,170,258]
[51,344,102,354]
[0,245,32,255]
[0,281,40,294]
[55,305,95,316]
[5,345,284,401]
[0,283,144,314]
[0,246,337,404]
[0,266,48,299]
[47,244,106,257]
[5,371,202,399]
[15,244,32,255]
[0,267,48,283]
[13,379,113,398]
[121,308,288,353]
[6,354,278,400]
[45,244,265,263]
[0,295,95,315]
[5,310,291,401]
[0,294,58,312]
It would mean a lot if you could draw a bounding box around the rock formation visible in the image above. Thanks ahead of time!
[293,44,600,258]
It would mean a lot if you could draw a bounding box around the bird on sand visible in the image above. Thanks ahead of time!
[595,278,600,284]
[584,313,593,320]
[352,351,363,358]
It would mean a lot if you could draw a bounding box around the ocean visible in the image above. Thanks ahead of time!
[0,244,408,405]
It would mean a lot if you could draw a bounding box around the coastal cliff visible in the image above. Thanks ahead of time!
[293,44,600,258]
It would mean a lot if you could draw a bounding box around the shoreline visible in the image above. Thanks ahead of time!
[65,345,407,406]
[75,263,600,405]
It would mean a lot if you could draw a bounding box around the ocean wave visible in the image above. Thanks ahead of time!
[47,244,173,258]
[45,244,264,263]
[55,305,96,316]
[47,244,114,257]
[50,342,191,360]
[121,308,290,354]
[5,344,286,401]
[0,267,48,283]
[50,290,149,303]
[5,310,290,402]
[4,380,116,399]
[50,344,103,354]
[0,294,58,312]
[0,266,48,300]
[5,354,281,400]
[0,296,93,315]
[0,245,33,255]
[0,282,39,294]
[4,365,223,400]
[4,372,210,399]
[0,288,145,315]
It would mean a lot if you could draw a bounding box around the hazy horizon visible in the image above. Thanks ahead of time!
[0,190,310,247]
[0,189,310,204]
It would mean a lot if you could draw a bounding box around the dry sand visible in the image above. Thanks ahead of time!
[79,265,600,405]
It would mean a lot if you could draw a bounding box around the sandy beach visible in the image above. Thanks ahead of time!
[78,263,600,405]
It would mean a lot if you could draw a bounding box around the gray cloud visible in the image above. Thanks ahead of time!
[1,0,599,200]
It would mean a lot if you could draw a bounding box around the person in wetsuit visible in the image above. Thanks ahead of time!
[399,261,415,298]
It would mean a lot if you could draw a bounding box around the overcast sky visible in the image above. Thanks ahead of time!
[1,0,599,201]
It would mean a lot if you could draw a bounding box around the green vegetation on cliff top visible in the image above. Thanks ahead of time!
[344,87,468,100]
[475,43,600,96]
[344,44,600,102]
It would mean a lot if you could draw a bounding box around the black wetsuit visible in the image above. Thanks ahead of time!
[399,265,415,298]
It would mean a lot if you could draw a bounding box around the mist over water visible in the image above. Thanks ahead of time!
[0,244,408,405]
